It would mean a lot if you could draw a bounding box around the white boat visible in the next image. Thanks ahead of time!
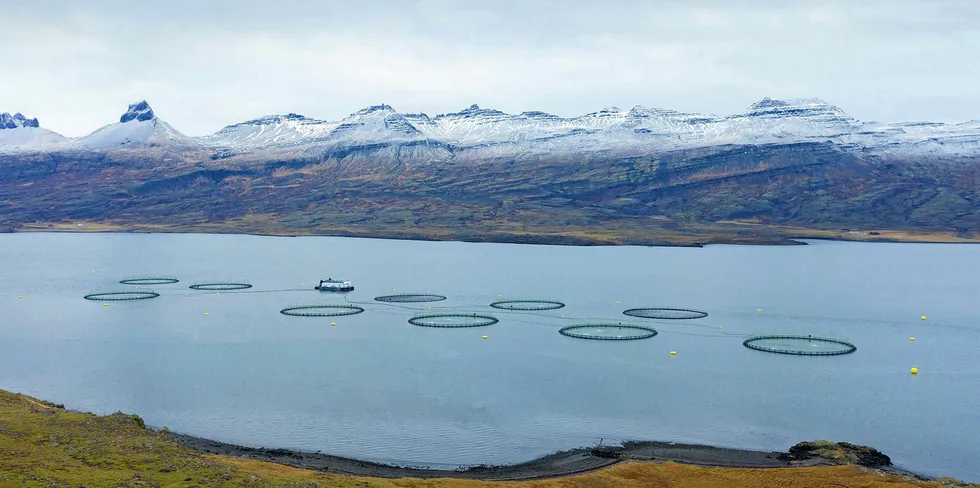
[314,278,354,292]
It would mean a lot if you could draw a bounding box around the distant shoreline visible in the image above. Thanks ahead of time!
[8,222,980,247]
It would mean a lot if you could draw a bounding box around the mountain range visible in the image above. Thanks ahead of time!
[1,98,978,245]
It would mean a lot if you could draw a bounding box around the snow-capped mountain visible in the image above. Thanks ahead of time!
[204,113,337,147]
[1,98,978,161]
[0,112,69,151]
[76,101,195,149]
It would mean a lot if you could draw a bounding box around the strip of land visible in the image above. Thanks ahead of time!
[12,219,980,247]
[173,434,791,481]
[4,387,976,488]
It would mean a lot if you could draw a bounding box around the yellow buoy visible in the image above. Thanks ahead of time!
[301,284,304,287]
[330,322,336,327]
[909,337,915,341]
[482,335,488,340]
[104,303,109,307]
[616,301,621,304]
[204,312,209,316]
[757,308,762,312]
[921,316,926,321]
[719,326,723,329]
[911,367,918,375]
[670,351,676,356]
[19,295,23,299]
[561,315,565,318]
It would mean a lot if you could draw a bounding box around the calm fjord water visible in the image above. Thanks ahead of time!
[1,233,978,480]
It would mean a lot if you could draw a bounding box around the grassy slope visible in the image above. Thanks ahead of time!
[1,388,973,488]
[3,143,979,246]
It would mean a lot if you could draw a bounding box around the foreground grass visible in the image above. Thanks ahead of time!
[0,388,971,488]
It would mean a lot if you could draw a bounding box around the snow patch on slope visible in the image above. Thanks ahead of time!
[205,113,337,147]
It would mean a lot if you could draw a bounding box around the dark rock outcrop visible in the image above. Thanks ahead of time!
[779,441,892,468]
[120,100,155,123]
[0,112,40,129]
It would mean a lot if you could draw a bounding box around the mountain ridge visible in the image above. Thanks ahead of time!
[0,97,978,245]
[1,98,977,160]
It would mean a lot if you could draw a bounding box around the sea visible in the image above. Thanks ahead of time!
[1,232,977,481]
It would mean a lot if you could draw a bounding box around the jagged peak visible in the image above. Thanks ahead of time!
[0,112,41,129]
[120,100,155,123]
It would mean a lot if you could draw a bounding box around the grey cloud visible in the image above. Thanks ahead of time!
[0,0,977,136]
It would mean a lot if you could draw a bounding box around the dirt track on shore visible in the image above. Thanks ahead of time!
[174,434,790,481]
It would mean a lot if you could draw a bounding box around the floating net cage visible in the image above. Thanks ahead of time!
[559,324,658,341]
[409,313,499,328]
[623,308,708,320]
[280,305,365,317]
[375,293,447,303]
[742,335,857,356]
[189,282,253,291]
[84,291,160,301]
[119,277,179,285]
[490,299,565,311]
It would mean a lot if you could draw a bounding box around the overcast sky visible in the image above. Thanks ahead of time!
[2,0,978,136]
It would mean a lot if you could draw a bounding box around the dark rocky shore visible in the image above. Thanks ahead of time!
[175,434,896,481]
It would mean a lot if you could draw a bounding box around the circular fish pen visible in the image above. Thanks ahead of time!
[409,313,498,328]
[189,282,253,291]
[559,324,658,341]
[623,308,708,320]
[84,291,160,301]
[375,293,448,303]
[742,335,857,356]
[280,305,365,317]
[490,300,565,311]
[119,277,179,285]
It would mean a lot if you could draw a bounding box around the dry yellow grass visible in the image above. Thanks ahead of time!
[217,456,938,488]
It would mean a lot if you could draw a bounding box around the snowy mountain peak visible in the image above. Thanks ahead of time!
[748,97,791,110]
[0,112,67,151]
[437,104,508,120]
[520,111,558,119]
[78,101,192,149]
[225,113,315,128]
[205,113,336,147]
[582,107,626,120]
[1,112,41,129]
[353,104,397,116]
[743,97,846,118]
[119,100,155,123]
[330,104,422,142]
